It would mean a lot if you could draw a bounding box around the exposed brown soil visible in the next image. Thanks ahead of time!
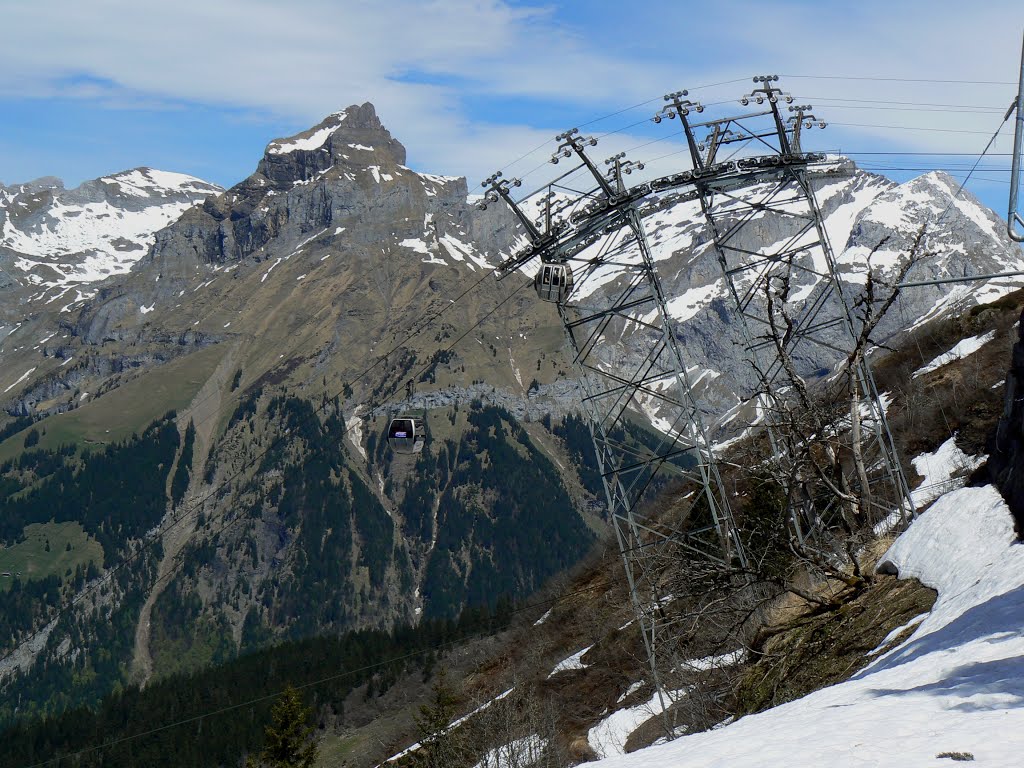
[731,573,936,717]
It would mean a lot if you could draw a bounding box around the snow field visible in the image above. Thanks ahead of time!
[589,484,1024,767]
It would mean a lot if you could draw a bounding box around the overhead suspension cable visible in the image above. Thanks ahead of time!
[781,73,1017,86]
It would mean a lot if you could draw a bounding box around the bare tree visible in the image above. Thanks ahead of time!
[751,226,929,590]
[470,683,568,768]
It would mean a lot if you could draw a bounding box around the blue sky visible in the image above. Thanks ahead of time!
[1,1,1022,219]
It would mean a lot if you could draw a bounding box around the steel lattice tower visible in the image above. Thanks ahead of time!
[482,75,915,726]
[655,79,915,552]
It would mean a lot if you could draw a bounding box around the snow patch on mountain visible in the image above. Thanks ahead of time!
[3,367,36,393]
[913,331,997,378]
[267,118,345,155]
[548,646,593,678]
[440,233,492,270]
[666,281,726,322]
[99,168,216,198]
[0,168,220,304]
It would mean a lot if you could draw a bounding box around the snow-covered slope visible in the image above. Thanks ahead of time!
[0,168,221,308]
[590,482,1024,767]
[554,158,1024,436]
[633,164,1024,330]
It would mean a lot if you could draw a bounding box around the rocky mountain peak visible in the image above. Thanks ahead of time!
[256,102,406,186]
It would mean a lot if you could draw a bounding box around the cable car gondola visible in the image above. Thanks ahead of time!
[387,379,426,455]
[387,414,426,454]
[534,262,573,303]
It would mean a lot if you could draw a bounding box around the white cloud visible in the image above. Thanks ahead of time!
[1,1,1022,192]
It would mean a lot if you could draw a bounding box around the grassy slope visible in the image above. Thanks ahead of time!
[0,344,223,461]
[0,521,103,591]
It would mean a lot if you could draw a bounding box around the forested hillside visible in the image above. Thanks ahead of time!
[0,602,513,767]
[1,414,180,722]
[0,398,596,726]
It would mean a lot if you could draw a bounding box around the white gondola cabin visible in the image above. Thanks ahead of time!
[387,415,426,454]
[534,263,573,303]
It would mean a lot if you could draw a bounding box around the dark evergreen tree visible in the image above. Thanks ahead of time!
[171,419,196,507]
[246,686,319,768]
[410,669,472,768]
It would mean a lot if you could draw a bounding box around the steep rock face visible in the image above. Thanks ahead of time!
[260,102,406,182]
[988,310,1024,538]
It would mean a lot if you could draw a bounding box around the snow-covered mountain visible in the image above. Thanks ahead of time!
[0,168,221,310]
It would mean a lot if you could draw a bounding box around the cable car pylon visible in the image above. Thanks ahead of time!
[1008,30,1024,243]
[484,75,915,733]
[482,132,748,732]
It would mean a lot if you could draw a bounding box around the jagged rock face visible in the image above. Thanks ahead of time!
[144,102,482,271]
[120,103,519,315]
[260,102,406,182]
[0,169,222,421]
[988,310,1024,539]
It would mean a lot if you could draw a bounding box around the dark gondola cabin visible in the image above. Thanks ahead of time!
[387,415,426,454]
[534,262,573,303]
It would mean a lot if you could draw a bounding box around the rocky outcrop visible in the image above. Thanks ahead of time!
[987,309,1024,538]
[4,330,217,418]
[370,379,582,424]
